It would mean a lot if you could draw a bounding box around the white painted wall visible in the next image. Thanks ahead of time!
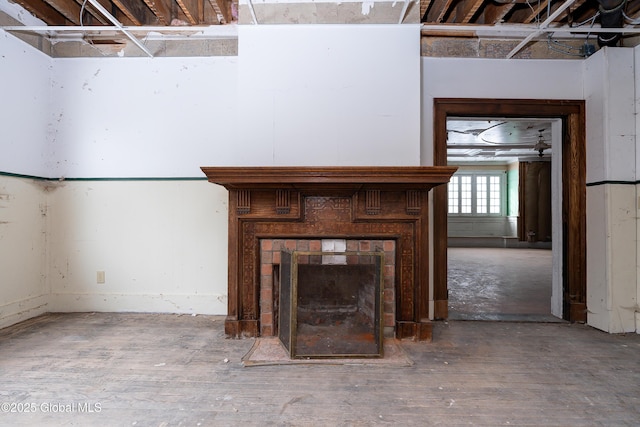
[44,56,239,314]
[584,48,636,183]
[49,57,239,178]
[448,217,516,237]
[3,26,640,334]
[0,31,51,328]
[237,25,421,166]
[46,180,229,314]
[637,47,640,333]
[0,175,49,328]
[2,26,423,324]
[0,30,51,177]
[584,47,637,333]
[421,58,584,165]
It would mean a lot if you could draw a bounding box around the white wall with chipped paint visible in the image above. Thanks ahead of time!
[636,46,640,334]
[0,30,51,177]
[584,47,638,333]
[0,31,51,328]
[237,25,421,166]
[0,176,49,329]
[45,56,238,314]
[0,47,239,320]
[49,57,239,178]
[3,24,640,334]
[421,57,584,165]
[47,180,229,315]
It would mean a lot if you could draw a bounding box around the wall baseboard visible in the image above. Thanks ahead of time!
[48,293,227,316]
[448,236,552,249]
[0,295,49,330]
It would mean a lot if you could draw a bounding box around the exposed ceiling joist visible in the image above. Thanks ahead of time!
[420,0,431,19]
[207,0,231,23]
[3,0,640,59]
[507,0,580,58]
[458,0,485,24]
[427,0,454,22]
[43,0,83,25]
[477,2,515,25]
[12,0,70,25]
[110,0,152,25]
[175,0,198,24]
[140,0,170,25]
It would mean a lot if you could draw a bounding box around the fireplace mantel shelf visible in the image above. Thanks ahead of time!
[201,166,457,341]
[201,166,458,190]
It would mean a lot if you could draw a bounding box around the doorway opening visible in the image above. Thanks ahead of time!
[433,99,586,323]
[445,117,561,322]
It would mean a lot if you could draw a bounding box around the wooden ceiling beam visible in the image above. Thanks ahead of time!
[511,0,584,25]
[141,0,171,25]
[70,0,109,25]
[508,2,544,24]
[555,0,588,23]
[207,0,231,23]
[420,0,432,19]
[457,0,486,23]
[175,0,198,24]
[524,0,550,24]
[40,0,90,25]
[569,0,601,26]
[110,0,155,24]
[426,0,454,22]
[11,0,70,25]
[203,0,218,22]
[479,1,515,24]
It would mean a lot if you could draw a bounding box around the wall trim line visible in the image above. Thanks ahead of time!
[586,180,639,187]
[0,171,207,182]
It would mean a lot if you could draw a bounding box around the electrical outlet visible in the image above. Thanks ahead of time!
[97,271,105,284]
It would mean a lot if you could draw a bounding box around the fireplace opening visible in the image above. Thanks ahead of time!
[279,251,383,358]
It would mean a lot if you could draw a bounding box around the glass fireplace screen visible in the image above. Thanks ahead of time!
[278,251,384,359]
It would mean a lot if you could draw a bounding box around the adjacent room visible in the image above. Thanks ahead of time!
[446,118,559,322]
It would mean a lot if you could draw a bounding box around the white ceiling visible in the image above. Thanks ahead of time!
[447,117,553,163]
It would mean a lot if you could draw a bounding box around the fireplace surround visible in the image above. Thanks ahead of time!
[201,166,457,341]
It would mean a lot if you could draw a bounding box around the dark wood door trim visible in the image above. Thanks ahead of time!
[432,98,586,322]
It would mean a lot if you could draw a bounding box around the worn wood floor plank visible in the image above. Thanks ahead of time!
[0,313,639,426]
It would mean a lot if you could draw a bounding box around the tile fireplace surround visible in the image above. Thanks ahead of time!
[201,167,456,341]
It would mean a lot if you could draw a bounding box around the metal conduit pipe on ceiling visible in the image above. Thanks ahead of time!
[597,0,626,47]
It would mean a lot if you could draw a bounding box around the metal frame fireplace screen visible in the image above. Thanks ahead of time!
[278,250,384,359]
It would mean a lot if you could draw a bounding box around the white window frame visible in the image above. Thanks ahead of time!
[447,171,507,216]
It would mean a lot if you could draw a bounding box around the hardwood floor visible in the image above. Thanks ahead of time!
[448,248,560,322]
[1,313,639,426]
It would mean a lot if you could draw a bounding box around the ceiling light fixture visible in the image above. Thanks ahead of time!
[533,129,551,157]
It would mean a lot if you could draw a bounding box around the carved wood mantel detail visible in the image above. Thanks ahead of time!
[201,166,457,341]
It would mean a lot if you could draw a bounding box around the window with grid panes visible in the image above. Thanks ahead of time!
[448,172,504,215]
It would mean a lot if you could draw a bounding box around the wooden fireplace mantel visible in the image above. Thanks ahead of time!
[201,166,457,190]
[201,166,457,341]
